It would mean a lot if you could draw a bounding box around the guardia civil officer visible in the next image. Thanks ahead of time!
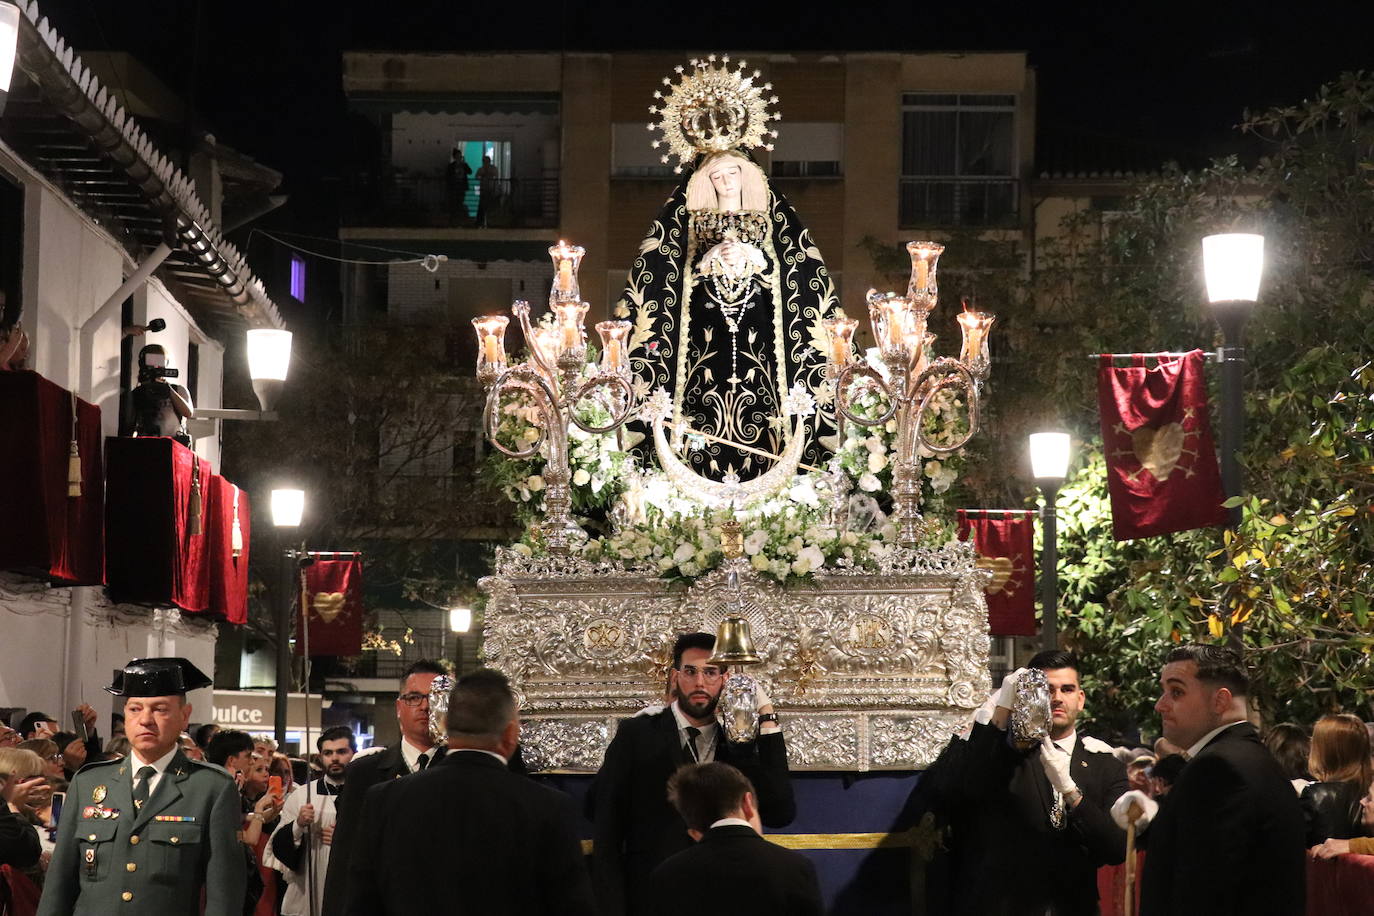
[37,658,245,916]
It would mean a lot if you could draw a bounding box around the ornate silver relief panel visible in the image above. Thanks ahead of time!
[482,543,990,771]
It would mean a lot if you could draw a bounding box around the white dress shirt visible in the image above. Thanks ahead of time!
[129,745,179,801]
[1185,719,1246,759]
[399,737,439,773]
[671,701,719,763]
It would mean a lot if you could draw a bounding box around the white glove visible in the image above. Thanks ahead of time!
[1039,736,1078,796]
[754,683,773,711]
[1110,790,1158,831]
[995,667,1030,710]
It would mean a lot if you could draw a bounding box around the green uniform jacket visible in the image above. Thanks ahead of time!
[37,749,246,916]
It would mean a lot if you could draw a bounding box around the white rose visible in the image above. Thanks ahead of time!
[885,420,898,434]
[923,460,942,479]
[522,427,541,443]
[673,542,696,564]
[751,553,771,571]
[680,561,700,577]
[788,479,820,508]
[859,473,881,492]
[744,530,769,555]
[526,475,545,492]
[796,545,825,574]
[572,468,591,486]
[590,476,604,494]
[786,536,804,555]
[865,436,885,454]
[511,543,533,557]
[867,451,888,473]
[840,531,859,547]
[658,557,676,571]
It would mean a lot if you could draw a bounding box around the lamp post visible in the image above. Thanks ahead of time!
[270,488,304,747]
[1030,432,1070,651]
[1201,233,1263,528]
[194,328,293,421]
[449,607,472,676]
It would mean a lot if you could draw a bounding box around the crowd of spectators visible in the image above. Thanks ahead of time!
[1,702,332,914]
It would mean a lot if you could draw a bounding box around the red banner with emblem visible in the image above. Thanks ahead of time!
[1098,351,1228,541]
[295,556,364,656]
[956,510,1037,636]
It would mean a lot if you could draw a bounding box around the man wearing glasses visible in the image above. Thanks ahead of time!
[321,659,446,916]
[592,632,796,916]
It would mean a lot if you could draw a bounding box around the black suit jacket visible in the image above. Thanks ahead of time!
[938,723,1129,916]
[321,743,413,916]
[345,751,594,916]
[1140,722,1306,916]
[650,824,822,916]
[591,708,796,916]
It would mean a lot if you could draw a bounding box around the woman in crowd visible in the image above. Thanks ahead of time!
[1314,778,1374,858]
[16,738,66,790]
[1265,722,1313,793]
[0,747,47,870]
[1301,713,1372,846]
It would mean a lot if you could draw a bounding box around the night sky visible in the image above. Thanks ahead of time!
[34,0,1374,230]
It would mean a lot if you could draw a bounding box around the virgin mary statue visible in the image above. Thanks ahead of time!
[618,57,837,482]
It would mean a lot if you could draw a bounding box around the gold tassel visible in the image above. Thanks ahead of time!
[67,439,82,498]
[67,390,82,498]
[189,457,203,535]
[230,487,243,558]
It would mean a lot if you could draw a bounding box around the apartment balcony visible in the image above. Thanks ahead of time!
[344,173,560,229]
[899,177,1019,229]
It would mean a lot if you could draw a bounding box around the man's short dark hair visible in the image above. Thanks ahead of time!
[51,731,77,751]
[1028,649,1081,675]
[445,669,517,741]
[205,729,254,766]
[667,762,755,832]
[1166,644,1249,697]
[672,632,716,669]
[17,712,56,739]
[318,726,356,752]
[398,659,448,691]
[194,722,220,749]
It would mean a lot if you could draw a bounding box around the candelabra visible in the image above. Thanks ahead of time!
[823,241,996,547]
[473,242,638,554]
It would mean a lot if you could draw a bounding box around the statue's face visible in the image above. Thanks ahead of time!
[708,160,743,199]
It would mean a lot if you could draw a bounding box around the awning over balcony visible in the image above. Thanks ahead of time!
[0,0,284,334]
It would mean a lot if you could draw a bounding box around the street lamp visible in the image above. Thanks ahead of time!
[1202,233,1263,527]
[449,607,472,676]
[270,487,305,747]
[246,328,293,413]
[0,2,19,118]
[1030,432,1071,651]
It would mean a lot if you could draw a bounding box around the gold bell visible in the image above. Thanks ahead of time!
[709,616,762,666]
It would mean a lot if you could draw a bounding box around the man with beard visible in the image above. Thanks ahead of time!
[266,726,356,916]
[592,632,795,916]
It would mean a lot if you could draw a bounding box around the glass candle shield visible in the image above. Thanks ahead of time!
[548,241,586,305]
[595,320,632,374]
[472,315,510,375]
[822,314,859,370]
[906,241,945,308]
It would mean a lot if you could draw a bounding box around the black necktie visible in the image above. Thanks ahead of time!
[133,765,156,809]
[685,727,701,763]
[416,752,431,771]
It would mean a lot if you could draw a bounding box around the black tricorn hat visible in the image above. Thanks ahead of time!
[105,658,213,697]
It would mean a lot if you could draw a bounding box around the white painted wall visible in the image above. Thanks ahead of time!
[0,573,218,729]
[1,143,225,462]
[0,144,232,722]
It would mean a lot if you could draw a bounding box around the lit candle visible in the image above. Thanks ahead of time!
[483,335,500,365]
[607,338,622,369]
[472,315,509,371]
[558,258,573,294]
[823,314,857,368]
[956,301,996,375]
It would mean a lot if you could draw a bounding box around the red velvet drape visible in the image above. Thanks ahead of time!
[0,370,104,584]
[206,474,251,624]
[104,436,211,611]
